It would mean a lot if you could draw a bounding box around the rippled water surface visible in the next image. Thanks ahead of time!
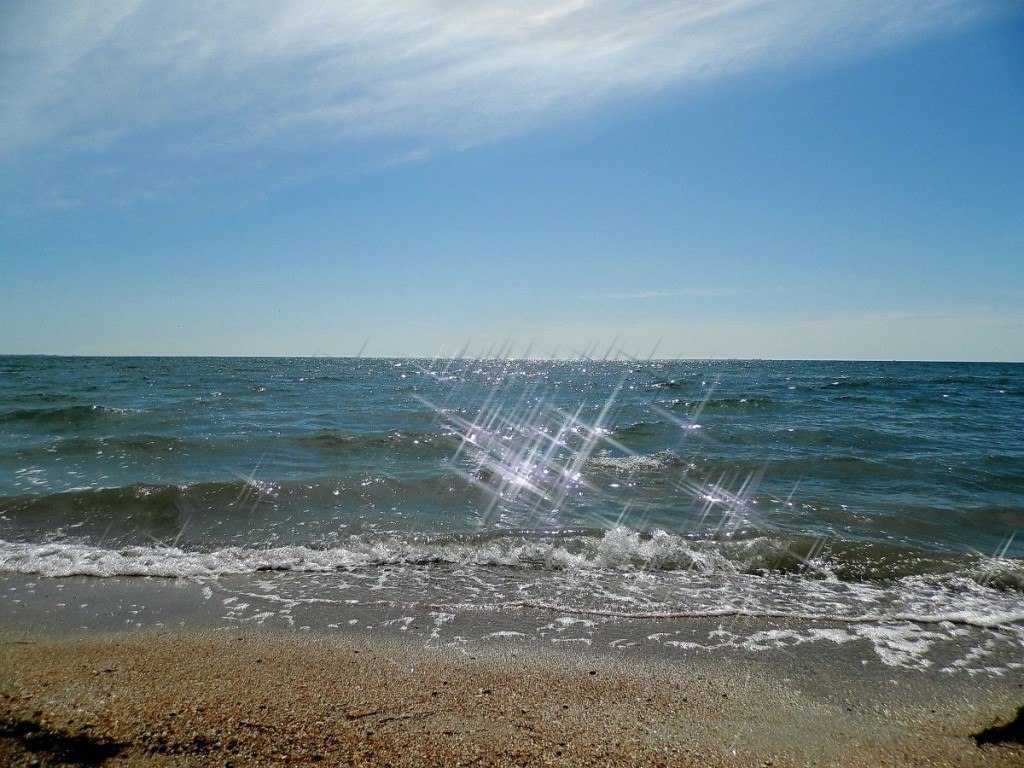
[1,356,1022,670]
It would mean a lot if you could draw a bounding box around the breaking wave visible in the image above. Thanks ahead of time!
[2,527,1021,593]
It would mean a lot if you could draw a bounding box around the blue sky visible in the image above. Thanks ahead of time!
[1,1,1022,360]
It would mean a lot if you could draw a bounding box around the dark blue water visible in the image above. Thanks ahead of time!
[2,356,1020,559]
[1,356,1022,669]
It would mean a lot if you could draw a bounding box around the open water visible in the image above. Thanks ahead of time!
[1,356,1022,671]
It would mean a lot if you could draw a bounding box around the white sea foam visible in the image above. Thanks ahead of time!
[0,527,727,577]
[1,532,1022,644]
[7,533,1021,674]
[1,530,1022,606]
[854,624,941,669]
[588,450,677,472]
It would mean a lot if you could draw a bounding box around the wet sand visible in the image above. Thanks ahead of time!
[2,625,1022,768]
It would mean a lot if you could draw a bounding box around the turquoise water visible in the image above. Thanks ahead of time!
[1,356,1022,669]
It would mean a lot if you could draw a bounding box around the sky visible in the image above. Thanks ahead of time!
[1,1,1022,360]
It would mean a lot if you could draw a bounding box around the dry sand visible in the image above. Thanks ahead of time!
[2,627,1022,768]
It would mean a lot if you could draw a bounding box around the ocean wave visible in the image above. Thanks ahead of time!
[829,394,873,403]
[0,404,138,429]
[819,379,883,390]
[298,428,450,452]
[663,396,777,411]
[609,420,665,438]
[0,474,463,526]
[587,450,680,473]
[0,528,713,578]
[0,427,454,462]
[2,527,1020,593]
[645,379,692,391]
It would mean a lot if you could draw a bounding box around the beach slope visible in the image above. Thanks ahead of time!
[2,628,1022,767]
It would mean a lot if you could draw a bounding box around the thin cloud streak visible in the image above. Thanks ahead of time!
[0,1,1009,164]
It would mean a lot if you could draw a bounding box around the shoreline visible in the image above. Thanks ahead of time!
[3,577,1023,767]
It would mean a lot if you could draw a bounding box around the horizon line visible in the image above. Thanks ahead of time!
[2,353,1021,365]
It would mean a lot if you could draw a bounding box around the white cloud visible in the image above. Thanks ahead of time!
[0,1,1011,166]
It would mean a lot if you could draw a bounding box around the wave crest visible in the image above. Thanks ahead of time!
[2,527,1020,594]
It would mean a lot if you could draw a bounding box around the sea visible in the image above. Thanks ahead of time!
[1,356,1022,672]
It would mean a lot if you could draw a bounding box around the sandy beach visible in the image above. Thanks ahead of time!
[4,0,1023,763]
[2,622,1022,768]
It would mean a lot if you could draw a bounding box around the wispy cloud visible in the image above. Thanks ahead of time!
[0,1,1010,187]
